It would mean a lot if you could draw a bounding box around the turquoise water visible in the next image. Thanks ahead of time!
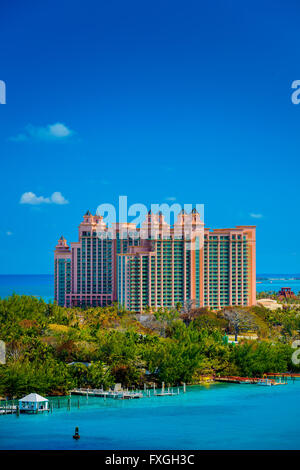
[0,275,54,303]
[1,382,300,450]
[256,278,300,295]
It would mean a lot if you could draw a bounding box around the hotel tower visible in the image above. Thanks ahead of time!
[55,210,256,311]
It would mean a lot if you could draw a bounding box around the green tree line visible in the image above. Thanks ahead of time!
[0,295,299,398]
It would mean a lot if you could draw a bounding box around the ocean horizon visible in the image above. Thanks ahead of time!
[0,274,299,303]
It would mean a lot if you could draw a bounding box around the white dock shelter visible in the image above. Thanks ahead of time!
[19,393,49,413]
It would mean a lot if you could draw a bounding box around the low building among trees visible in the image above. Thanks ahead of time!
[19,393,49,413]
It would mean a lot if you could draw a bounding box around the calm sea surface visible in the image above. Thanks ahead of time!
[0,275,54,303]
[0,274,299,303]
[1,382,300,450]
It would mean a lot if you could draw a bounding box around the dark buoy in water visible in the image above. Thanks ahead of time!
[73,426,80,440]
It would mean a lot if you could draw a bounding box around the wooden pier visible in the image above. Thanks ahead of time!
[71,384,182,399]
[154,386,179,396]
[0,405,18,415]
[70,388,143,399]
[266,373,300,378]
[214,375,289,385]
[0,385,182,417]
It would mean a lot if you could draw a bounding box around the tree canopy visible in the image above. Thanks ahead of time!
[0,295,299,398]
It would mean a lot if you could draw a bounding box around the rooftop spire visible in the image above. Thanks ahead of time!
[55,235,69,251]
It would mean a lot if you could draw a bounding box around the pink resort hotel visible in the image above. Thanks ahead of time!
[54,210,256,312]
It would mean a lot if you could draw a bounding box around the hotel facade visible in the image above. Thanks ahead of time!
[54,210,256,311]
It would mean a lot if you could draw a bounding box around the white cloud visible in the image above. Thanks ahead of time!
[10,122,74,141]
[50,191,69,205]
[20,192,50,204]
[249,213,263,219]
[48,123,71,138]
[20,191,69,205]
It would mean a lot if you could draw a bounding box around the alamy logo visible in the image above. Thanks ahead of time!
[0,80,6,104]
[291,340,300,365]
[291,80,300,104]
[0,340,5,364]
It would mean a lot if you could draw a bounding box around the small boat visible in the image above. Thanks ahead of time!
[122,392,143,399]
[257,379,273,386]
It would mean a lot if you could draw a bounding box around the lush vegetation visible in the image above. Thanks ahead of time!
[0,295,299,398]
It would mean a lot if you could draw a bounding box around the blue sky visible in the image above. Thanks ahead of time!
[0,0,300,274]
